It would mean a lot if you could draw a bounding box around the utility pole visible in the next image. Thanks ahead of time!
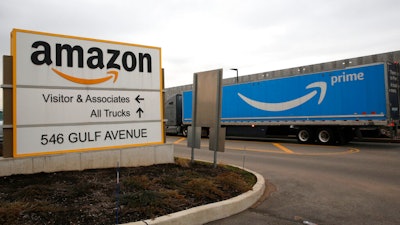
[230,68,239,83]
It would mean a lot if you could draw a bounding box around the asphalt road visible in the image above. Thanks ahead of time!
[168,136,400,225]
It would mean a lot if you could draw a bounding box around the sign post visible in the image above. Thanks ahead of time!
[188,69,225,167]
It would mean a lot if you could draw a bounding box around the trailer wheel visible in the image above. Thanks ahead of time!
[317,128,335,144]
[297,128,314,144]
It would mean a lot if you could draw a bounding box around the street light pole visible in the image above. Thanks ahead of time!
[230,68,239,83]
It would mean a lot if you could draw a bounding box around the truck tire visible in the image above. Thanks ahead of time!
[297,128,314,144]
[317,128,335,144]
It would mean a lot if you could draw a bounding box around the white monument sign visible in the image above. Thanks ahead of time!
[11,29,164,157]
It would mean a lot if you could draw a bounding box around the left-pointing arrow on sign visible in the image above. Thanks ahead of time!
[136,108,144,118]
[135,95,144,103]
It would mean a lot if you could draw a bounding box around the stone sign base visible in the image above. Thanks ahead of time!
[0,144,174,177]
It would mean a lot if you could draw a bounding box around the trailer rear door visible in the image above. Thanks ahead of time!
[387,62,400,120]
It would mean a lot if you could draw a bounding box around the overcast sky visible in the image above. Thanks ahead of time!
[1,0,400,88]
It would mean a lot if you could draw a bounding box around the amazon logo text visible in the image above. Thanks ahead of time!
[30,41,152,85]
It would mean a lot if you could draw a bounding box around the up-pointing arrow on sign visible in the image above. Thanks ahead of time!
[135,95,144,103]
[136,108,144,118]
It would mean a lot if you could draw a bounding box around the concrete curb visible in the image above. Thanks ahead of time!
[123,167,265,225]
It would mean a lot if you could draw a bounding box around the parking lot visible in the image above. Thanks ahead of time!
[170,136,400,225]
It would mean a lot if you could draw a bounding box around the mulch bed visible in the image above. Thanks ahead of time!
[0,159,256,225]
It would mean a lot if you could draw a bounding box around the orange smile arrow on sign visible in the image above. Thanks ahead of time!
[52,68,119,85]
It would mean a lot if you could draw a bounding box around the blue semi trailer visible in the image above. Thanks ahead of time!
[165,62,400,144]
